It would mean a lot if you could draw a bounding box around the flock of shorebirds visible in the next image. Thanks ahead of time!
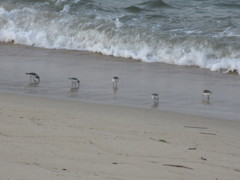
[25,72,212,106]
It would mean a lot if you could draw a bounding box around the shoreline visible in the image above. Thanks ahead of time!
[0,91,240,179]
[1,90,239,123]
[0,91,235,122]
[0,43,239,121]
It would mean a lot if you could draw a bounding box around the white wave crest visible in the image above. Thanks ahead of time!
[0,5,239,74]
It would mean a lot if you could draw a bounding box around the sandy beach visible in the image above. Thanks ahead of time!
[0,43,240,180]
[0,92,240,180]
[1,0,240,179]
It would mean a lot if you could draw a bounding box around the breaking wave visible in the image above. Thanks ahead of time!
[0,0,240,73]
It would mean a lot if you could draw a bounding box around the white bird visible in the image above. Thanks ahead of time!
[68,77,80,89]
[112,76,119,88]
[202,90,212,101]
[26,72,40,84]
[152,93,159,105]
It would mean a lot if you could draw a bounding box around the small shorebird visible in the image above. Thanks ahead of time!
[202,90,212,101]
[26,72,40,84]
[152,93,159,105]
[68,77,80,89]
[112,76,119,88]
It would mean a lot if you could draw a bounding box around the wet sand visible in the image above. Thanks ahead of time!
[0,43,239,121]
[0,92,240,180]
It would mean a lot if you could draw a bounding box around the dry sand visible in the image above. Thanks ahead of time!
[0,92,240,180]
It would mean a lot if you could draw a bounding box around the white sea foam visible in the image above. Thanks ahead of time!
[0,1,240,74]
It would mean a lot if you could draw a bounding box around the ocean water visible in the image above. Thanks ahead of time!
[0,0,240,73]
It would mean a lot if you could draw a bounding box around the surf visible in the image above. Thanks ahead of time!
[0,0,239,74]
